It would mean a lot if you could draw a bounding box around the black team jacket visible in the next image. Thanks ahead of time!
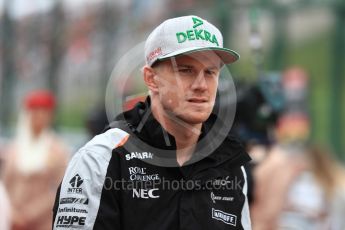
[53,98,252,230]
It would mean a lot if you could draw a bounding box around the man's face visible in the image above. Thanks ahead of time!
[153,51,222,125]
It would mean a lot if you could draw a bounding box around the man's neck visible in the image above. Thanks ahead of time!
[151,99,202,165]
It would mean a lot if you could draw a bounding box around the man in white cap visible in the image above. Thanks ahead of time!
[53,15,252,229]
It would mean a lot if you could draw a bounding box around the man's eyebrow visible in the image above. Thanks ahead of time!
[176,64,193,68]
[206,65,220,70]
[173,64,220,70]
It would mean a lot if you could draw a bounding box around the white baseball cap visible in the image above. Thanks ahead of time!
[145,15,239,67]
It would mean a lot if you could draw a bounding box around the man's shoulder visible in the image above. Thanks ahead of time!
[62,128,130,183]
[221,133,247,153]
[76,128,129,160]
[213,133,251,166]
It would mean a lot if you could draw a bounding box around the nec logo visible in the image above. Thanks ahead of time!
[56,215,86,227]
[132,188,159,199]
[68,174,83,194]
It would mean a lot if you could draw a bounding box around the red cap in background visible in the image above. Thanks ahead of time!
[24,90,56,110]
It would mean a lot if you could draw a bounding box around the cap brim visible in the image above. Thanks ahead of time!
[156,47,240,65]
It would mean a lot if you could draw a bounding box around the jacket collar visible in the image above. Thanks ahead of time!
[115,97,250,171]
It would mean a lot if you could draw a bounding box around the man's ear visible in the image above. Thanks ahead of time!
[143,66,159,93]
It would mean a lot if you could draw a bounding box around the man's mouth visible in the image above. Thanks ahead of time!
[187,98,208,103]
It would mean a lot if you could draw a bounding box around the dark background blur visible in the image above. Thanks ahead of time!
[0,0,344,159]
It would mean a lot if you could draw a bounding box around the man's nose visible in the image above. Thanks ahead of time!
[191,71,208,91]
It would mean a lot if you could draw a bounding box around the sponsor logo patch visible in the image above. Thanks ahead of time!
[128,167,160,181]
[56,215,86,228]
[175,17,219,46]
[146,47,162,63]
[67,174,84,194]
[58,207,88,214]
[132,188,160,199]
[125,152,153,161]
[210,192,234,204]
[211,176,242,190]
[212,208,237,226]
[59,197,89,205]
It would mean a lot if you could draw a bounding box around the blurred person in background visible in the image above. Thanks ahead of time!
[251,114,345,230]
[0,178,11,230]
[2,90,69,230]
[250,67,345,229]
[279,145,345,230]
[231,75,283,204]
[0,146,11,230]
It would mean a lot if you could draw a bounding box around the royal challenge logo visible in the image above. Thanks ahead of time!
[67,174,84,194]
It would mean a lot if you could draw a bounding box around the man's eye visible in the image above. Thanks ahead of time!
[179,68,193,73]
[205,70,216,75]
